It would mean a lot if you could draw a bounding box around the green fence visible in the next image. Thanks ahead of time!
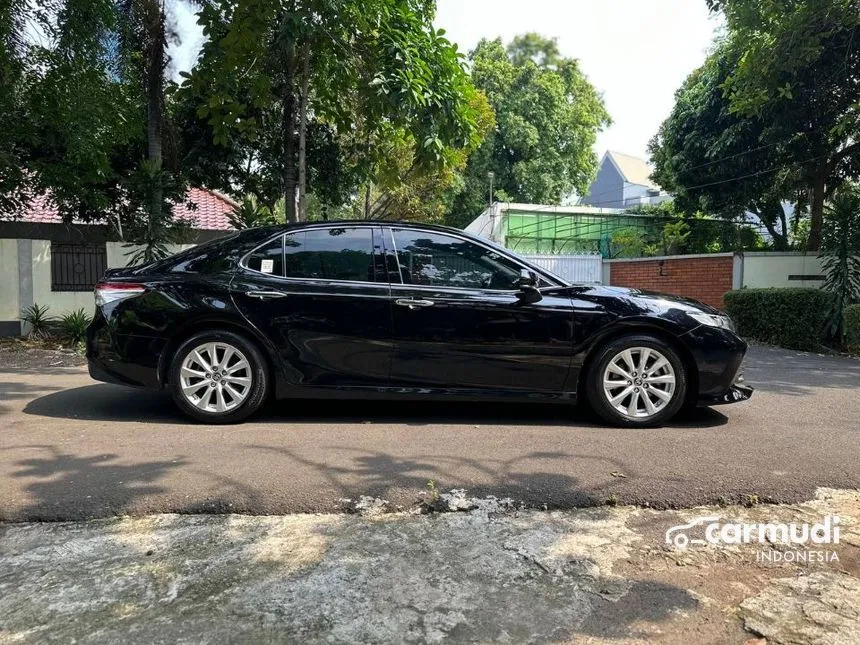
[502,210,765,258]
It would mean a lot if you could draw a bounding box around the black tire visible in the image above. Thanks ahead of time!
[585,334,688,428]
[168,329,269,424]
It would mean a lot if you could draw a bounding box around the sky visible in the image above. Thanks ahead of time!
[434,0,722,161]
[170,0,722,162]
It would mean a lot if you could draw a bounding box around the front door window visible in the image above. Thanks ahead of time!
[391,229,522,290]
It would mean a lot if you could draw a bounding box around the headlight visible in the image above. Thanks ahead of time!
[689,312,735,332]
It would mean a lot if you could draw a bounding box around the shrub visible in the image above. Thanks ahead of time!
[20,303,56,338]
[723,288,832,351]
[845,304,860,354]
[58,308,92,345]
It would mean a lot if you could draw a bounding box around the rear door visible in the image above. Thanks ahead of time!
[385,227,575,393]
[231,225,394,389]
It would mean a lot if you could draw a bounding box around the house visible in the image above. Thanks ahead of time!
[0,187,236,336]
[581,151,671,209]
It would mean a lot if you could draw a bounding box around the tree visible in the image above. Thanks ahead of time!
[446,34,610,228]
[820,184,860,341]
[707,0,860,251]
[649,47,795,250]
[362,90,495,222]
[184,0,482,223]
[1,0,195,262]
[1,0,145,223]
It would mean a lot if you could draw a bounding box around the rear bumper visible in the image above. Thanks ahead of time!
[86,315,167,389]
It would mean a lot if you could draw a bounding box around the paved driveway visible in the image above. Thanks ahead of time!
[1,345,859,520]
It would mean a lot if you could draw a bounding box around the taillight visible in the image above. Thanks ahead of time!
[94,282,147,306]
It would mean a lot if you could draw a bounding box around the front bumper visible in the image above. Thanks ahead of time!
[680,324,752,407]
[698,383,754,406]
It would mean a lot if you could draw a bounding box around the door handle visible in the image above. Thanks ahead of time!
[246,290,287,300]
[395,298,434,310]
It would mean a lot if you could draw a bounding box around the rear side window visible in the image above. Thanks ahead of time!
[284,228,377,282]
[245,236,284,277]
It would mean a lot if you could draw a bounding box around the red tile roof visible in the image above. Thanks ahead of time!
[17,187,237,231]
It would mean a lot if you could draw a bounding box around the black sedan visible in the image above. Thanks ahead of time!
[86,222,752,426]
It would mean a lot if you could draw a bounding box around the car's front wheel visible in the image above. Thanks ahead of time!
[168,330,269,423]
[586,334,687,427]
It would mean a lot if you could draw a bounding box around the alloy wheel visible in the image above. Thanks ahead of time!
[602,347,676,419]
[179,342,253,413]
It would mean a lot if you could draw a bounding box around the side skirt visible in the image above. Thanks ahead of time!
[275,384,578,405]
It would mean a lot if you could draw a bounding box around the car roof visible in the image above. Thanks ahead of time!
[248,220,466,235]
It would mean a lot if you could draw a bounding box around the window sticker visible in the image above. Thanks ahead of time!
[260,259,275,274]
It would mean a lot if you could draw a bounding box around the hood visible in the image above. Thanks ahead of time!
[568,285,724,315]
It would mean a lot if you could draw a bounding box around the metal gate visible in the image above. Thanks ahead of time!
[518,253,603,284]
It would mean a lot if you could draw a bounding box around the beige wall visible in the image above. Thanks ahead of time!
[0,239,20,321]
[27,241,197,318]
[741,253,826,289]
[31,240,94,315]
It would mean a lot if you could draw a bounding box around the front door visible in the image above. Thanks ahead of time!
[385,227,575,393]
[231,226,393,389]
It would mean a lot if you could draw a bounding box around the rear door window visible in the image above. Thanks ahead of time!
[284,227,379,283]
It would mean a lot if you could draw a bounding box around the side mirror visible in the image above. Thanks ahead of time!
[516,269,542,303]
[517,268,539,291]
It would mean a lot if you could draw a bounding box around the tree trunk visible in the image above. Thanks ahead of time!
[807,171,826,252]
[297,48,310,222]
[280,26,298,225]
[364,182,371,219]
[145,0,166,260]
[282,81,298,224]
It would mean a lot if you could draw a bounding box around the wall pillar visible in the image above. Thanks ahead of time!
[732,252,744,291]
[17,239,33,337]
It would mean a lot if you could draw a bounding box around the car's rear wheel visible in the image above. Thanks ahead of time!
[586,334,687,427]
[168,330,268,423]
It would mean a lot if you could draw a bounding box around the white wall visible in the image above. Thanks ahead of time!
[741,252,827,289]
[0,239,20,321]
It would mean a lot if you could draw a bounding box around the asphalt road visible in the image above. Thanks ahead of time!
[2,345,859,521]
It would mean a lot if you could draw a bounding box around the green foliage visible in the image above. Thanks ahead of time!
[58,308,92,345]
[365,92,495,222]
[446,35,610,227]
[183,0,483,223]
[700,0,860,250]
[656,220,691,256]
[228,194,282,229]
[819,185,860,340]
[723,288,832,351]
[649,46,795,250]
[844,304,860,353]
[610,227,647,258]
[121,160,191,265]
[20,303,56,338]
[1,0,146,222]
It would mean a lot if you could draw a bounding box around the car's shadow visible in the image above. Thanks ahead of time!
[23,383,729,429]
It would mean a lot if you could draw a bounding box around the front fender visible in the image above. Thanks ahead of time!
[563,316,698,393]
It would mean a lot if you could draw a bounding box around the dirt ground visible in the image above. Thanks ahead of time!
[0,338,86,369]
[2,489,858,644]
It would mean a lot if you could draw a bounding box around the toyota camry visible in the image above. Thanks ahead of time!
[86,222,752,426]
